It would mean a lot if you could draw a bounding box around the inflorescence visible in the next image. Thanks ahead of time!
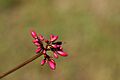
[31,31,68,70]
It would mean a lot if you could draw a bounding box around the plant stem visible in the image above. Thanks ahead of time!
[0,53,42,79]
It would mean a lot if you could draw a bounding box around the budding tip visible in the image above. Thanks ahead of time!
[54,52,59,59]
[35,48,41,53]
[41,59,46,66]
[48,60,56,70]
[50,34,58,42]
[30,30,37,38]
[57,51,68,57]
[39,34,44,41]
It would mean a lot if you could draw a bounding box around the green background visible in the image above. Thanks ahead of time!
[0,0,120,80]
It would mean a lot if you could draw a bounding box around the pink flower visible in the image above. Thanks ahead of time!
[35,47,41,53]
[50,34,58,42]
[34,42,40,46]
[57,51,68,57]
[32,39,38,43]
[31,31,37,39]
[51,44,57,48]
[39,34,44,41]
[48,59,56,70]
[53,52,58,58]
[41,59,46,66]
[31,31,68,70]
[42,50,46,54]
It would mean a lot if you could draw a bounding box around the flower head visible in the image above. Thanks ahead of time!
[31,31,68,70]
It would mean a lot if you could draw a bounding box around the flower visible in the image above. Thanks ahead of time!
[48,59,56,70]
[31,31,37,39]
[50,34,58,42]
[31,31,68,70]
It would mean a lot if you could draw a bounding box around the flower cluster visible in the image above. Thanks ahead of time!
[31,31,68,70]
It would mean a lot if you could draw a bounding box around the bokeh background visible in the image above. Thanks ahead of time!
[0,0,120,80]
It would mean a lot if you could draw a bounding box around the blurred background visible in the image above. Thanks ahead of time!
[0,0,120,80]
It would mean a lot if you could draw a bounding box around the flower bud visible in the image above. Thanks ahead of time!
[42,50,46,54]
[48,59,56,70]
[50,34,58,42]
[34,42,40,46]
[41,59,46,66]
[45,40,49,43]
[35,47,41,53]
[52,44,57,49]
[31,31,37,38]
[32,39,38,43]
[57,51,68,57]
[50,59,55,63]
[53,52,58,59]
[60,46,63,51]
[39,34,44,41]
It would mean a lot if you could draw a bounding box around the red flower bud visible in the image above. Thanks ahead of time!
[42,50,46,54]
[32,39,38,43]
[41,59,46,66]
[57,51,68,57]
[39,34,44,41]
[35,47,41,53]
[48,59,56,70]
[31,31,37,38]
[34,42,40,46]
[52,44,57,48]
[45,40,49,43]
[50,59,55,63]
[60,46,63,50]
[50,34,58,42]
[53,52,58,58]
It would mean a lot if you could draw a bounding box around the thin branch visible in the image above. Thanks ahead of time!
[0,53,42,79]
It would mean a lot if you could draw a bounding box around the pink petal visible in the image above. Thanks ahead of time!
[60,46,63,50]
[53,52,58,58]
[45,40,49,43]
[48,60,56,70]
[32,39,38,43]
[50,34,58,42]
[57,51,68,57]
[42,50,46,54]
[39,34,44,41]
[35,48,41,53]
[51,59,56,63]
[41,59,46,66]
[31,31,37,38]
[34,42,40,46]
[52,44,57,48]
[56,45,60,48]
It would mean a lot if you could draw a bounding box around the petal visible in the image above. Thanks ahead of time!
[48,60,56,70]
[35,47,41,53]
[32,39,38,43]
[41,59,46,66]
[56,45,60,48]
[60,46,63,50]
[45,40,49,43]
[53,52,58,59]
[50,34,58,42]
[57,51,68,57]
[42,50,46,54]
[52,44,57,49]
[39,34,44,41]
[31,31,37,38]
[34,42,40,46]
[50,59,55,63]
